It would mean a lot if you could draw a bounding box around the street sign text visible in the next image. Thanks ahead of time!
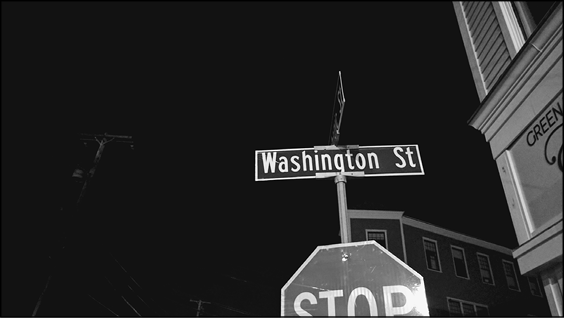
[255,145,424,181]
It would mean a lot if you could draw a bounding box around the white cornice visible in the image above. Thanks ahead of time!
[468,3,563,136]
[348,209,404,220]
[347,209,513,255]
[402,217,513,255]
[513,217,563,259]
[495,1,526,58]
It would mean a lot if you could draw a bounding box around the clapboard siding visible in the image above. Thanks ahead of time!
[469,3,488,32]
[463,1,478,17]
[477,25,501,60]
[469,2,487,27]
[468,2,487,30]
[462,1,512,94]
[471,2,491,31]
[475,14,497,49]
[465,1,480,23]
[482,46,511,91]
[481,34,505,73]
[483,43,506,80]
[474,9,496,43]
[484,50,510,90]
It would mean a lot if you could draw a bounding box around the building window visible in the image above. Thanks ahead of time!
[527,275,543,297]
[447,298,489,316]
[475,305,489,316]
[447,299,462,316]
[423,238,441,272]
[528,276,542,297]
[502,260,521,291]
[366,230,387,249]
[451,246,469,279]
[476,253,495,285]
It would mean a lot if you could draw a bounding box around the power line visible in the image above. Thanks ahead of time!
[207,300,255,316]
[104,276,142,316]
[107,251,165,316]
[31,275,52,316]
[32,132,134,316]
[169,280,260,316]
[87,294,119,317]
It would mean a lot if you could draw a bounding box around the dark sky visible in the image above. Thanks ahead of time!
[3,1,547,316]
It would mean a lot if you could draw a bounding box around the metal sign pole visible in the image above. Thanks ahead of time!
[335,174,349,244]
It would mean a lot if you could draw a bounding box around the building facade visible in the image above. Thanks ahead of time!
[348,209,551,316]
[452,2,562,315]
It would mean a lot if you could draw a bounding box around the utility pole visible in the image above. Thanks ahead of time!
[190,299,211,316]
[75,133,134,207]
[32,132,134,317]
[76,133,133,206]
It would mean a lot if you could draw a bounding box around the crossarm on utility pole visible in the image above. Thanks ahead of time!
[190,299,211,317]
[79,133,133,144]
[76,133,134,207]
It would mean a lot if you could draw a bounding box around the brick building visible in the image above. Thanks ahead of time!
[347,209,551,316]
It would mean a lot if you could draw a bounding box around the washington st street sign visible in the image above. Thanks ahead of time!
[255,144,424,181]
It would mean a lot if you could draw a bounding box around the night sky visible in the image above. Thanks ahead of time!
[2,1,554,317]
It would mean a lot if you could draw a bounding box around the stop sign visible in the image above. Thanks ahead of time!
[281,241,429,316]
